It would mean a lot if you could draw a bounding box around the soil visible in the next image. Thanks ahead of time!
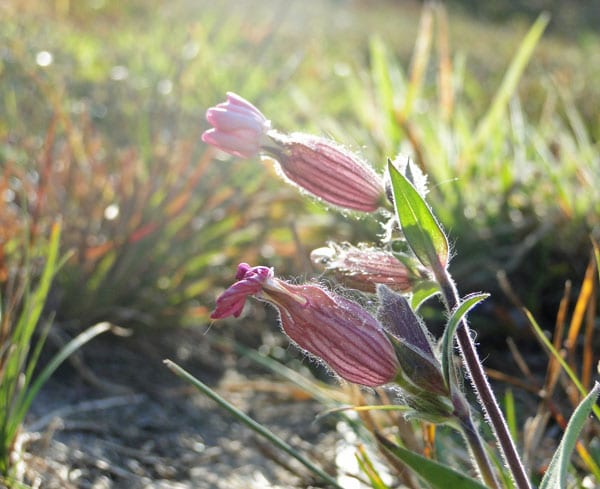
[17,326,340,489]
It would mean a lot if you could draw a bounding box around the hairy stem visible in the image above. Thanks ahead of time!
[437,270,532,489]
[457,411,502,489]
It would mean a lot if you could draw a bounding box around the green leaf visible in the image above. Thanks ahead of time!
[11,322,117,438]
[540,382,600,489]
[441,293,489,389]
[355,445,391,489]
[387,159,448,273]
[369,36,403,152]
[503,389,519,444]
[375,432,489,489]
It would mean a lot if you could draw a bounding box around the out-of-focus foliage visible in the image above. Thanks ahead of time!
[335,7,600,319]
[446,0,600,36]
[1,0,599,329]
[0,0,346,328]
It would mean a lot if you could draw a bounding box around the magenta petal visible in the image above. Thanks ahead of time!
[210,281,253,318]
[225,92,264,115]
[210,263,273,319]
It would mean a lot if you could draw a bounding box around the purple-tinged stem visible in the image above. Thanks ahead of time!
[436,270,532,489]
[452,392,501,489]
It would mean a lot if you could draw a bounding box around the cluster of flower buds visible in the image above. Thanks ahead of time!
[204,93,455,424]
[211,263,454,422]
[202,93,534,489]
[202,93,386,212]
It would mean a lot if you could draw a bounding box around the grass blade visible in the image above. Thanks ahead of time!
[403,4,433,118]
[503,389,518,444]
[523,309,600,422]
[539,382,600,489]
[164,359,343,489]
[355,444,390,489]
[369,36,403,151]
[469,13,550,154]
[11,322,116,437]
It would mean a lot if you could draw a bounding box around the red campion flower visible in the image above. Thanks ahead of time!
[202,93,386,212]
[211,263,400,387]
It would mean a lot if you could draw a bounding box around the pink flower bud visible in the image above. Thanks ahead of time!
[311,243,417,293]
[202,93,385,212]
[211,263,400,387]
[202,92,271,159]
[266,132,386,212]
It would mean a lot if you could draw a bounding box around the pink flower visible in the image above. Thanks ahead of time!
[202,92,271,158]
[211,263,400,387]
[266,132,386,212]
[202,93,386,212]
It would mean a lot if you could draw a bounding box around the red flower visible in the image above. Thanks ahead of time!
[212,263,400,387]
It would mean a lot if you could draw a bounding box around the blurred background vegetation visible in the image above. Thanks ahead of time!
[1,0,598,341]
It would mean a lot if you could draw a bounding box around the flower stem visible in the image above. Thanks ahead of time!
[458,412,502,489]
[436,270,532,489]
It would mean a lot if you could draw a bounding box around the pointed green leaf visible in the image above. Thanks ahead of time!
[524,309,600,422]
[375,432,489,489]
[441,293,490,389]
[539,382,600,489]
[369,36,403,151]
[387,159,448,273]
[13,322,116,437]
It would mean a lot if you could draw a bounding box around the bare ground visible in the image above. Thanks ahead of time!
[18,327,339,489]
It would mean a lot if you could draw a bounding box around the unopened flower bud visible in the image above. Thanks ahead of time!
[377,285,436,357]
[311,243,421,293]
[265,132,386,212]
[211,263,400,387]
[202,92,271,158]
[377,285,448,396]
[202,93,386,212]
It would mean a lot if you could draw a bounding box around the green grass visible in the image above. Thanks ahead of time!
[0,224,115,481]
[0,0,596,343]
